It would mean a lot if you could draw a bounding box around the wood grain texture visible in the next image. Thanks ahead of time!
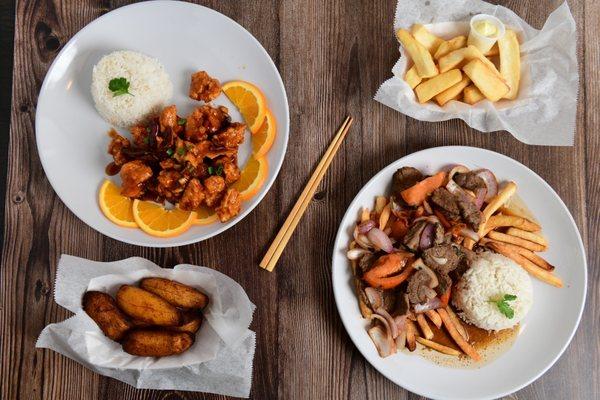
[0,0,597,399]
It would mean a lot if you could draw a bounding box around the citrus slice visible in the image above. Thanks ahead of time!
[252,109,276,157]
[222,80,267,133]
[132,200,196,237]
[193,205,219,225]
[231,155,268,201]
[99,180,137,228]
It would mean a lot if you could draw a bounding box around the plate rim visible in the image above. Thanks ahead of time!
[331,145,588,400]
[34,0,290,247]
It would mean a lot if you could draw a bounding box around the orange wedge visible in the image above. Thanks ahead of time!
[252,109,276,157]
[132,200,196,237]
[231,155,268,201]
[222,80,267,133]
[99,180,137,228]
[193,205,219,225]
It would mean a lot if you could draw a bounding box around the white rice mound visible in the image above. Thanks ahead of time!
[452,252,533,331]
[91,50,172,127]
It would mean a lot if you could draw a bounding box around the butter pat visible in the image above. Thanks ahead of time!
[467,14,505,53]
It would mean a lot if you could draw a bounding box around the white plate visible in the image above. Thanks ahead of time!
[36,1,289,247]
[332,146,587,400]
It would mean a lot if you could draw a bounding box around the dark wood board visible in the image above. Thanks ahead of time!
[0,0,597,399]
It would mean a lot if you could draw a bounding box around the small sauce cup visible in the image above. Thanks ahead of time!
[467,14,506,53]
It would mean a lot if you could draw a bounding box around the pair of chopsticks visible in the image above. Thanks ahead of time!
[259,116,354,272]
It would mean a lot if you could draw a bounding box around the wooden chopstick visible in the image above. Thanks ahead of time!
[260,116,353,271]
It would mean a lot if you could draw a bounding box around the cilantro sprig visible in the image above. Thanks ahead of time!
[489,294,517,319]
[108,77,133,97]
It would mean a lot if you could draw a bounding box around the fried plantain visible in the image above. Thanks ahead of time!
[116,285,182,326]
[169,310,203,335]
[122,330,194,357]
[140,277,209,309]
[82,291,132,341]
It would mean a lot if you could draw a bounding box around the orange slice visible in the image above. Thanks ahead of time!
[222,80,267,133]
[252,109,276,157]
[231,155,268,201]
[193,205,219,225]
[132,200,196,237]
[98,180,137,228]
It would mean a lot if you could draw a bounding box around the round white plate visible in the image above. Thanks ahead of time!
[332,146,587,400]
[36,1,289,247]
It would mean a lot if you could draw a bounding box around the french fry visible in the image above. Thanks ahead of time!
[411,24,444,54]
[463,84,485,105]
[485,43,499,56]
[414,69,462,103]
[462,59,510,102]
[416,337,461,356]
[498,29,521,100]
[445,306,468,341]
[406,319,417,351]
[425,309,442,328]
[488,242,563,288]
[438,308,481,361]
[375,196,387,213]
[379,204,391,230]
[480,181,517,234]
[483,214,541,236]
[396,29,439,78]
[435,75,471,106]
[434,35,467,60]
[481,238,554,271]
[405,65,422,89]
[416,314,434,340]
[505,227,547,247]
[360,207,370,222]
[487,230,546,252]
[463,237,475,250]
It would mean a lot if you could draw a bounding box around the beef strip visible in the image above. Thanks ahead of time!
[407,270,433,304]
[457,198,482,230]
[403,220,427,251]
[455,171,486,191]
[392,167,424,198]
[430,188,460,219]
[422,244,460,274]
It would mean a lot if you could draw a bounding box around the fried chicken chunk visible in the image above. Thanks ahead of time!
[159,105,179,133]
[120,160,152,198]
[212,122,246,149]
[220,157,241,184]
[216,188,241,222]
[185,105,229,142]
[203,175,226,207]
[108,129,130,166]
[189,71,221,102]
[157,170,186,203]
[179,179,205,211]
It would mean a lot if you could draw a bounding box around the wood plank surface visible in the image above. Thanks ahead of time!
[0,0,597,399]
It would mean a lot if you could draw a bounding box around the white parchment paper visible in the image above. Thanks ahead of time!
[375,0,578,146]
[36,255,256,397]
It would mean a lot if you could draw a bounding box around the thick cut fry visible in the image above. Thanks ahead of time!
[116,285,182,326]
[411,24,444,54]
[396,29,439,78]
[488,242,563,287]
[445,306,468,341]
[479,182,517,234]
[435,75,471,106]
[425,309,442,328]
[405,319,417,352]
[462,59,510,102]
[122,330,194,357]
[83,291,132,341]
[485,43,499,56]
[140,277,209,309]
[416,314,434,340]
[434,35,467,60]
[438,45,501,77]
[505,227,547,247]
[498,29,521,99]
[487,231,546,252]
[483,214,541,236]
[414,69,462,103]
[463,84,485,104]
[416,337,462,356]
[405,65,422,89]
[438,308,481,361]
[481,239,555,271]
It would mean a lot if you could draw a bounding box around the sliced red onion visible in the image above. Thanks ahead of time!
[475,169,498,201]
[474,188,487,209]
[376,307,399,339]
[446,178,464,196]
[459,227,480,242]
[364,287,383,310]
[367,228,394,253]
[347,248,371,260]
[414,297,442,313]
[353,227,372,249]
[448,165,469,181]
[419,223,435,250]
[358,220,376,234]
[367,324,396,357]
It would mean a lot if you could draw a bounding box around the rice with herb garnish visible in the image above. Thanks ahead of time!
[91,50,172,127]
[452,252,532,331]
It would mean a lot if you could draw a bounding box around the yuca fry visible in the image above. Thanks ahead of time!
[463,84,485,104]
[445,306,468,341]
[425,309,442,328]
[405,65,422,89]
[434,35,467,60]
[438,308,481,361]
[479,181,517,235]
[416,337,462,356]
[487,231,546,252]
[498,29,521,100]
[438,46,502,77]
[488,242,563,287]
[463,236,475,250]
[414,69,462,103]
[481,238,554,271]
[405,319,417,352]
[435,75,471,106]
[396,29,439,78]
[485,43,499,56]
[411,24,444,54]
[462,59,510,102]
[483,214,541,236]
[505,227,547,247]
[416,314,434,340]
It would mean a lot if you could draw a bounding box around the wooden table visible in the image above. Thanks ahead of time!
[1,0,597,399]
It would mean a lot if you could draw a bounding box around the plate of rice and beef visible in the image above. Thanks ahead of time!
[332,146,586,400]
[35,1,289,247]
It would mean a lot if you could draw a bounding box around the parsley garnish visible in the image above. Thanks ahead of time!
[489,294,517,319]
[108,77,133,97]
[177,117,187,126]
[207,165,224,176]
[166,148,174,156]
